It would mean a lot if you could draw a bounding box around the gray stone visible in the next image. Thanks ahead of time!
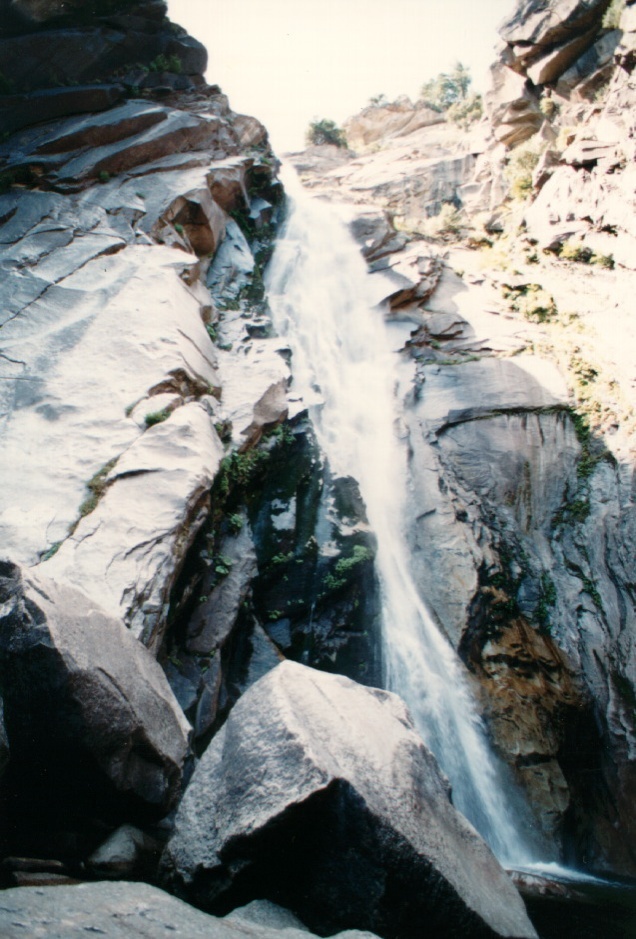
[44,402,225,650]
[0,561,191,816]
[161,660,538,939]
[0,880,382,939]
[87,824,161,878]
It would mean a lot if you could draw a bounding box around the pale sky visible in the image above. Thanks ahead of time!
[168,0,513,152]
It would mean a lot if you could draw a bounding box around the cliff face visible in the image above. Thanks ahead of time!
[288,0,636,877]
[0,0,385,871]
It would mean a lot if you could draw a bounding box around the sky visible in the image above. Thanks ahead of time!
[167,0,513,153]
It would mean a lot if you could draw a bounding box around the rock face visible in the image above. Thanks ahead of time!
[162,661,538,939]
[522,2,636,266]
[0,561,190,851]
[0,881,382,939]
[0,3,278,654]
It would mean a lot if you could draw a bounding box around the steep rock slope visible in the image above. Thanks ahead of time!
[0,0,386,893]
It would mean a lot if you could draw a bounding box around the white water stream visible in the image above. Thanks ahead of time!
[266,171,532,865]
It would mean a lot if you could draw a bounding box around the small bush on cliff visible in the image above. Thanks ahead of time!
[504,140,545,201]
[306,118,347,148]
[447,93,483,128]
[603,0,626,28]
[149,53,183,74]
[419,62,472,112]
[424,202,464,239]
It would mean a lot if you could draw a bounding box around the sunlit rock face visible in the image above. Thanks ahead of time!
[523,4,636,267]
[161,660,538,939]
[0,2,277,651]
[466,0,619,223]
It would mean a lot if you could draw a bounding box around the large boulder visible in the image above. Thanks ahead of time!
[0,561,191,827]
[161,660,537,939]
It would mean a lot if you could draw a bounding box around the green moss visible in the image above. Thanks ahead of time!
[148,53,183,74]
[40,541,62,562]
[323,545,373,593]
[535,571,557,632]
[145,408,171,427]
[70,458,118,531]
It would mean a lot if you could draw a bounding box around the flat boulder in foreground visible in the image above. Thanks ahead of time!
[0,881,379,939]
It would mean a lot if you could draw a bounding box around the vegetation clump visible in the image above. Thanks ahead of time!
[502,282,557,323]
[418,62,483,129]
[504,140,545,201]
[70,457,118,531]
[145,407,171,427]
[305,118,348,148]
[148,53,183,74]
[603,0,626,28]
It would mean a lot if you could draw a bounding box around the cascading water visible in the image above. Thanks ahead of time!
[266,169,533,866]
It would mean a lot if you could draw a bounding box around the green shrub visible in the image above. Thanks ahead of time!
[145,407,171,426]
[539,96,559,120]
[306,118,347,148]
[148,53,183,74]
[559,239,592,263]
[447,92,483,128]
[420,62,472,112]
[591,252,614,269]
[502,283,557,322]
[425,202,464,238]
[504,141,545,201]
[603,0,626,28]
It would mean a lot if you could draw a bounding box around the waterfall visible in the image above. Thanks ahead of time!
[265,169,533,866]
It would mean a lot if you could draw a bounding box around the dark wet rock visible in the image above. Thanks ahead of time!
[161,660,538,939]
[0,561,190,842]
[0,84,126,135]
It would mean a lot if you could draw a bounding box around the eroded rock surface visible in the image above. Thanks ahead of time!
[162,660,538,939]
[0,881,382,939]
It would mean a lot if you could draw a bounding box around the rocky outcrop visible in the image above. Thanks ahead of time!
[344,96,444,150]
[0,0,207,95]
[0,560,190,854]
[522,2,636,266]
[162,660,538,939]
